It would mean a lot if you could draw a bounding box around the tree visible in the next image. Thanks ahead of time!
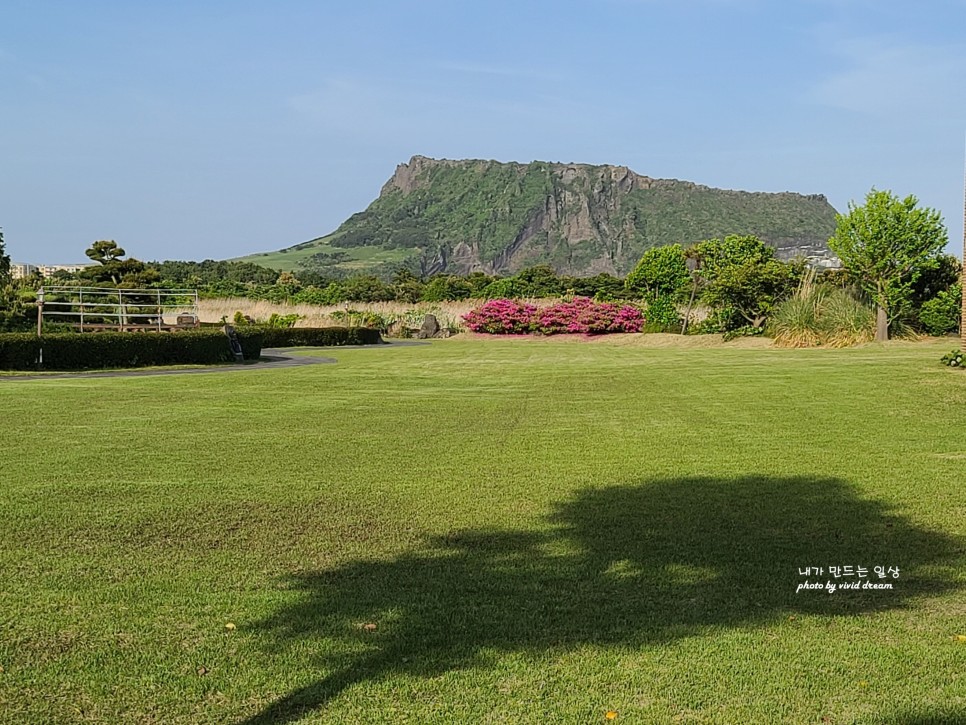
[828,189,948,341]
[421,275,472,302]
[694,235,799,329]
[513,265,562,298]
[81,240,157,286]
[340,275,394,302]
[560,273,625,300]
[625,244,690,301]
[962,202,966,350]
[390,269,425,303]
[85,240,126,265]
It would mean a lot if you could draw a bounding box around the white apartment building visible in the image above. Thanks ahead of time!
[37,264,92,277]
[11,263,92,279]
[11,263,39,279]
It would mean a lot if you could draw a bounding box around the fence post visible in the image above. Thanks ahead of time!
[36,288,44,338]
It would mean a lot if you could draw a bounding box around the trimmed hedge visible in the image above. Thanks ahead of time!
[0,330,263,371]
[257,326,384,347]
[234,330,265,361]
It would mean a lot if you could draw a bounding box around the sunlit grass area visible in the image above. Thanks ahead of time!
[1,339,963,723]
[234,236,414,273]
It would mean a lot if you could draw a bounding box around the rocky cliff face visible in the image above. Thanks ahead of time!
[305,156,839,276]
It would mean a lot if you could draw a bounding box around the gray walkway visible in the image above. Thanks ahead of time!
[0,341,428,381]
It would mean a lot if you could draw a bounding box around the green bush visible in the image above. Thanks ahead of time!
[0,303,37,332]
[0,334,41,369]
[482,278,527,299]
[918,285,961,336]
[687,307,745,335]
[642,295,682,333]
[940,349,964,368]
[328,310,389,331]
[420,275,473,302]
[0,329,263,371]
[235,330,265,361]
[625,244,690,301]
[257,327,383,348]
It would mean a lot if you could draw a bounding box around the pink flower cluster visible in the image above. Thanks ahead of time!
[537,297,645,334]
[463,297,644,335]
[462,299,538,334]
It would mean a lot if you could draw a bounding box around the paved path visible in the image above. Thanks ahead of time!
[0,341,428,381]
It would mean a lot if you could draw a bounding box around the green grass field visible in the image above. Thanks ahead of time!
[1,338,964,724]
[235,235,415,272]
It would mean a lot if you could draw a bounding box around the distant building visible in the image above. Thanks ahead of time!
[36,264,92,278]
[11,263,94,279]
[11,263,39,279]
[807,255,843,270]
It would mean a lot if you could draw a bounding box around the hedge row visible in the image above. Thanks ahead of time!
[0,330,263,370]
[256,326,383,348]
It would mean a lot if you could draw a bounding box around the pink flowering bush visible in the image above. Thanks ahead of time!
[537,297,644,334]
[462,299,538,334]
[463,297,644,335]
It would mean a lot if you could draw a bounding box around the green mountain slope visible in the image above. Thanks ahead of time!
[239,156,839,276]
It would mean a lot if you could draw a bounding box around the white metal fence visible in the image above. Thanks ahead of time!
[37,286,200,333]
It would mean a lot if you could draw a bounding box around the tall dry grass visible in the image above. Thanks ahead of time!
[198,297,558,332]
[769,272,875,348]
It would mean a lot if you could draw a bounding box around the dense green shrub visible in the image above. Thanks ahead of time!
[328,309,391,331]
[482,278,527,299]
[694,235,801,329]
[513,265,564,298]
[0,334,41,369]
[918,285,961,336]
[420,275,473,302]
[642,295,682,333]
[257,327,383,347]
[558,273,625,301]
[0,329,263,370]
[235,330,265,361]
[625,244,690,301]
[0,304,37,332]
[685,307,745,335]
[940,349,964,368]
[291,284,344,306]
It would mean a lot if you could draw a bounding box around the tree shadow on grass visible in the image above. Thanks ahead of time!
[240,476,963,723]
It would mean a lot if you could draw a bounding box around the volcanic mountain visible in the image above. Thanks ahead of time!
[243,156,838,276]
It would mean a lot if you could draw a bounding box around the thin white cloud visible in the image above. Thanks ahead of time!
[436,61,563,82]
[810,35,966,118]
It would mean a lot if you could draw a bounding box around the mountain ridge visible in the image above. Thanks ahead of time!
[241,156,839,276]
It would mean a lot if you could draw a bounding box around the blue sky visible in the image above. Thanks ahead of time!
[2,0,964,264]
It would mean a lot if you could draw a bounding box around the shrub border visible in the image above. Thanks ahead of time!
[255,326,384,347]
[0,330,263,371]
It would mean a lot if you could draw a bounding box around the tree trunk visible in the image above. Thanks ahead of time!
[961,253,965,350]
[875,304,889,341]
[680,280,698,335]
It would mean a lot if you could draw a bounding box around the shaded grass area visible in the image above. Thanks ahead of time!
[0,339,964,723]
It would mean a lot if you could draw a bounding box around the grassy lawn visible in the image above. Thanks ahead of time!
[235,236,415,272]
[1,338,964,724]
